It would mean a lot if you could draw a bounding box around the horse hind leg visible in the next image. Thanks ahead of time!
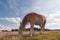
[40,19,46,34]
[30,23,34,37]
[39,24,45,34]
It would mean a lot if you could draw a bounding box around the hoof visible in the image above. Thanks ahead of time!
[40,32,43,34]
[40,32,44,35]
[30,35,33,37]
[29,34,34,37]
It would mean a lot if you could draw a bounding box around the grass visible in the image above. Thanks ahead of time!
[0,31,60,40]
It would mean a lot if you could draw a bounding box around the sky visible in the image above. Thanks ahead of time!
[0,0,60,30]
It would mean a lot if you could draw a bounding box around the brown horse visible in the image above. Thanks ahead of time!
[19,12,46,36]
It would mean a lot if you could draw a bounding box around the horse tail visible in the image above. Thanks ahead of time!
[42,16,46,25]
[44,18,46,24]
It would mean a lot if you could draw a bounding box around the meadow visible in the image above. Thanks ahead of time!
[0,31,60,40]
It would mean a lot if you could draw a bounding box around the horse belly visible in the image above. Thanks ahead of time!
[34,21,42,25]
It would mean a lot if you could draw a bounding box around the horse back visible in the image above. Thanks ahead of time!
[22,12,46,25]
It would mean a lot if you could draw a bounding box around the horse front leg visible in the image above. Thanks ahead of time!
[19,26,25,36]
[19,30,24,36]
[30,27,34,37]
[30,24,34,37]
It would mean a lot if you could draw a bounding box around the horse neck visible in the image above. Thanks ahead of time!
[21,20,28,27]
[22,18,28,25]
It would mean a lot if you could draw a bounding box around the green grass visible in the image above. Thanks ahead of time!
[0,31,60,40]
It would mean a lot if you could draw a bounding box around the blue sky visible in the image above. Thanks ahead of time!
[0,0,60,30]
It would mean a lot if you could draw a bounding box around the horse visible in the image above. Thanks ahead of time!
[19,12,46,37]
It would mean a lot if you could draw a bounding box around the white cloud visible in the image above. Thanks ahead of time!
[48,0,60,9]
[25,23,40,29]
[54,19,60,22]
[46,11,60,29]
[0,17,21,24]
[0,17,21,27]
[46,23,55,27]
[48,11,60,21]
[0,25,12,31]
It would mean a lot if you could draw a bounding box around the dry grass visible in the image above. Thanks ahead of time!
[0,31,60,40]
